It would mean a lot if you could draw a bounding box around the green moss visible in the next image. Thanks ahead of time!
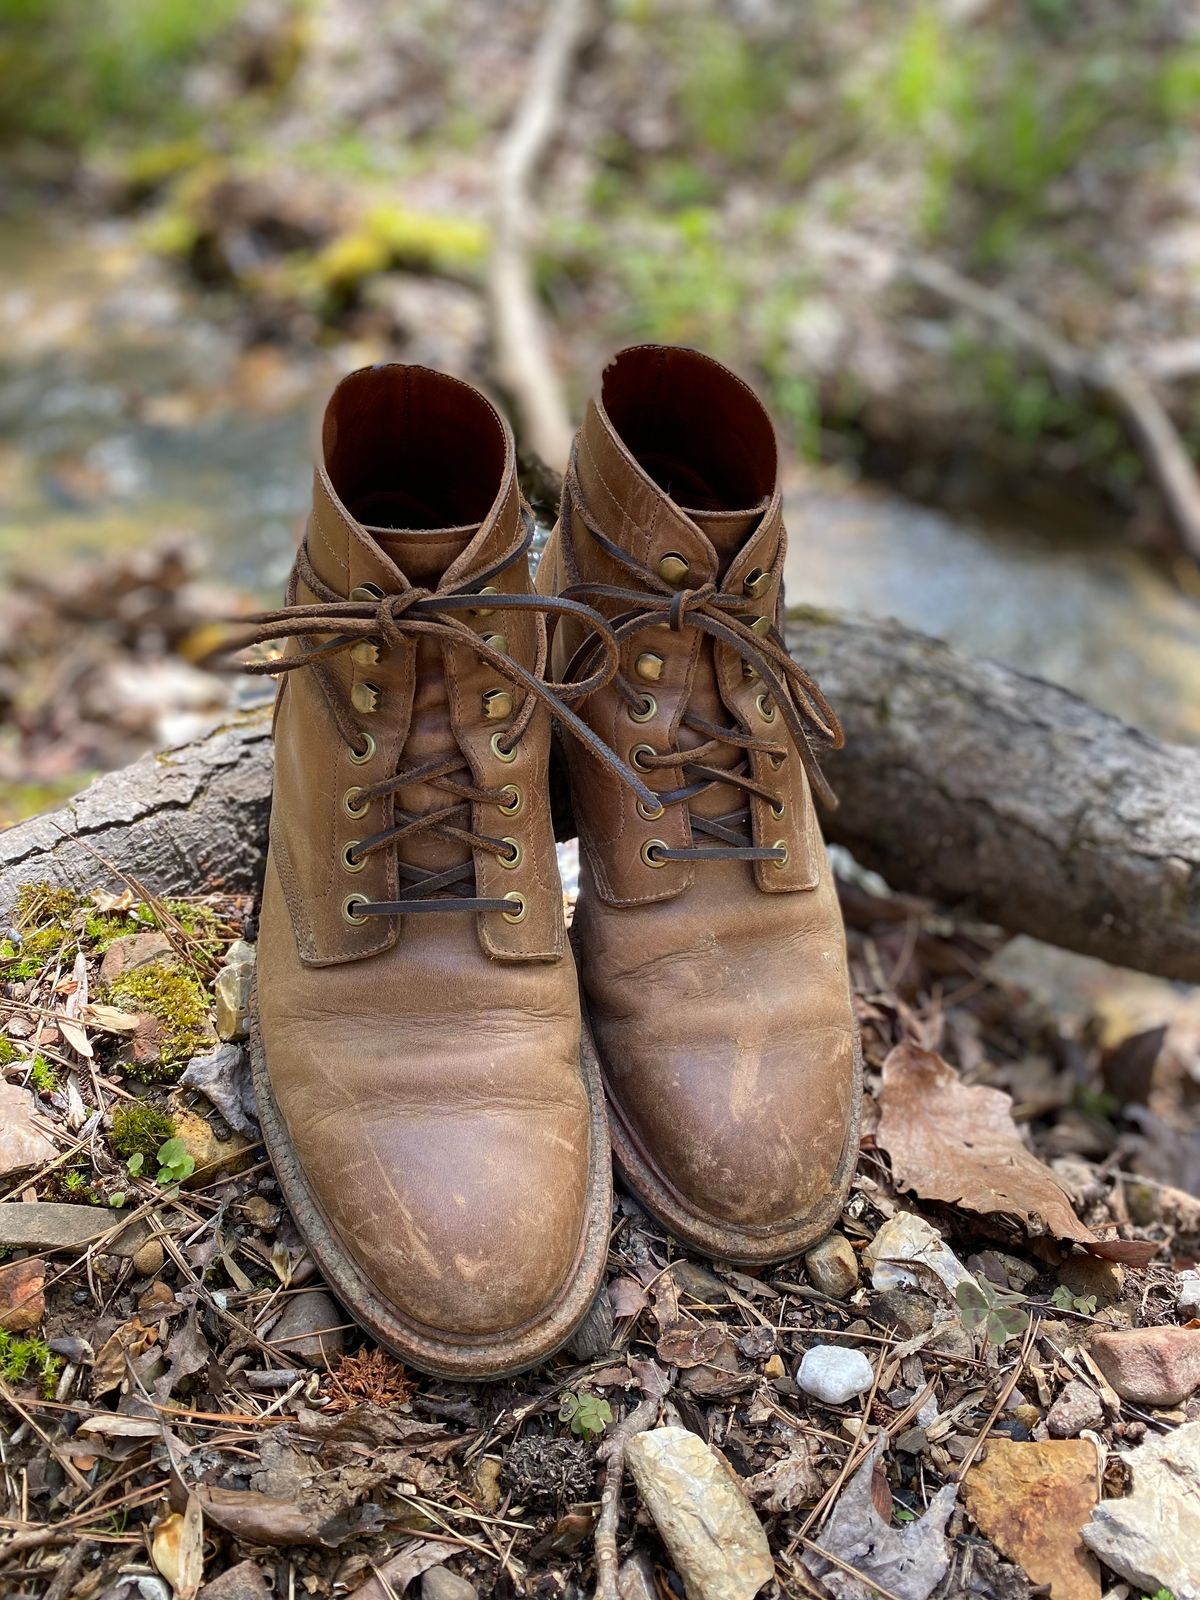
[27,1057,57,1094]
[110,1101,177,1164]
[0,1330,61,1395]
[105,960,211,1080]
[310,202,488,304]
[0,1041,16,1066]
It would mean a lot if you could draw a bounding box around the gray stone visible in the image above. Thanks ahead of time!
[1046,1378,1105,1438]
[268,1289,346,1367]
[199,1561,271,1600]
[1179,1274,1200,1319]
[0,1201,149,1257]
[180,1042,258,1138]
[872,1289,935,1338]
[1083,1419,1200,1598]
[98,931,174,986]
[422,1572,479,1600]
[796,1345,874,1405]
[804,1232,859,1299]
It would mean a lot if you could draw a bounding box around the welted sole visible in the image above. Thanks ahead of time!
[249,991,614,1381]
[583,991,864,1266]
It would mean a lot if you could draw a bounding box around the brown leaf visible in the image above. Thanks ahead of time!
[876,1043,1155,1265]
[609,1275,649,1319]
[656,1323,732,1369]
[92,1316,158,1397]
[963,1438,1100,1600]
[345,1542,450,1600]
[152,1497,204,1600]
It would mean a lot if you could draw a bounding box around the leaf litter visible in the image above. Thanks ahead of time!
[0,871,1198,1600]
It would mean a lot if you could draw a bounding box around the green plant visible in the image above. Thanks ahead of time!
[104,960,211,1079]
[956,1276,1030,1348]
[110,1102,177,1166]
[559,1388,612,1441]
[1049,1286,1097,1316]
[155,1137,195,1187]
[27,1056,57,1094]
[0,1329,61,1395]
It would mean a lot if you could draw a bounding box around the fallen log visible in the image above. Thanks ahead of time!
[788,609,1200,982]
[1,619,1196,981]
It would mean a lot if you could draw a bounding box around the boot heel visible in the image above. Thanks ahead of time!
[548,730,577,842]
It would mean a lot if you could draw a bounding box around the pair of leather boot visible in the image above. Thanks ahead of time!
[243,346,860,1379]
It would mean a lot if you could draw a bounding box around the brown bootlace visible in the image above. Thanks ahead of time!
[558,460,843,868]
[221,508,658,916]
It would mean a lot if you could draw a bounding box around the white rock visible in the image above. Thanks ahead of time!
[1179,1272,1200,1319]
[797,1345,874,1405]
[866,1212,973,1299]
[1082,1418,1200,1600]
[625,1426,773,1600]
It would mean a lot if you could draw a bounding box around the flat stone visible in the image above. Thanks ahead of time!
[872,1288,935,1338]
[1089,1325,1200,1408]
[0,1202,149,1257]
[179,1042,258,1138]
[422,1573,479,1600]
[0,1256,45,1332]
[1082,1419,1200,1599]
[796,1345,874,1405]
[169,1105,255,1185]
[0,1082,56,1178]
[98,931,174,985]
[964,1438,1100,1600]
[625,1426,773,1600]
[1046,1379,1105,1439]
[1057,1255,1124,1308]
[804,1232,859,1299]
[268,1289,346,1367]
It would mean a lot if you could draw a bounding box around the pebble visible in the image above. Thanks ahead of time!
[871,1288,934,1337]
[268,1289,346,1367]
[803,1232,859,1299]
[130,1238,165,1279]
[198,1560,271,1600]
[1089,1326,1200,1408]
[1046,1379,1105,1439]
[796,1345,874,1405]
[625,1426,773,1600]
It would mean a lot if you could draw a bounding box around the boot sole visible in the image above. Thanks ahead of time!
[248,986,614,1381]
[581,982,863,1266]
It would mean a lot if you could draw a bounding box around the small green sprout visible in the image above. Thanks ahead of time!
[1050,1285,1098,1316]
[155,1137,195,1186]
[559,1388,612,1441]
[956,1276,1030,1348]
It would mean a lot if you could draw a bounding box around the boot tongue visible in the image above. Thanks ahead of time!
[367,522,480,586]
[684,502,769,567]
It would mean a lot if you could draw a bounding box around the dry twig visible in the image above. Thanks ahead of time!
[591,1397,658,1600]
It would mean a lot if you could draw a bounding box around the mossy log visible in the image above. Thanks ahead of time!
[0,619,1197,980]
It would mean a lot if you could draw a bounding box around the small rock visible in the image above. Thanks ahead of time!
[625,1426,773,1600]
[804,1232,859,1299]
[1082,1418,1200,1599]
[1089,1326,1200,1408]
[964,1439,1100,1600]
[1046,1379,1105,1439]
[180,1043,258,1138]
[0,1256,45,1332]
[872,1288,935,1338]
[199,1560,271,1600]
[130,1238,165,1279]
[1178,1274,1200,1319]
[214,961,253,1042]
[1057,1255,1124,1308]
[797,1345,874,1405]
[670,1260,731,1304]
[268,1289,346,1367]
[98,932,174,986]
[0,1082,56,1178]
[422,1572,479,1600]
[866,1212,973,1299]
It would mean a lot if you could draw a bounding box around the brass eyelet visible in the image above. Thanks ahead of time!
[770,797,786,820]
[342,895,368,925]
[474,585,499,616]
[772,839,789,869]
[658,552,689,586]
[768,751,786,771]
[498,836,522,870]
[497,783,523,816]
[342,841,366,873]
[756,693,777,723]
[350,582,384,602]
[343,787,370,818]
[351,681,382,715]
[348,731,376,765]
[641,838,669,869]
[628,693,657,724]
[637,797,664,821]
[630,743,656,772]
[501,891,527,923]
[490,730,518,764]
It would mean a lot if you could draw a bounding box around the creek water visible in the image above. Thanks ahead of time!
[2,215,1197,745]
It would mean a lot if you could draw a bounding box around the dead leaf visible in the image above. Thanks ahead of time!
[344,1541,450,1599]
[656,1322,733,1369]
[84,1003,141,1034]
[152,1496,204,1600]
[92,1316,159,1396]
[610,1276,649,1319]
[743,1439,824,1513]
[802,1434,956,1600]
[876,1043,1154,1264]
[964,1438,1100,1600]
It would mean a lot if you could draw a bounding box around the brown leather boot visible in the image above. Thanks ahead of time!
[240,364,621,1378]
[537,344,861,1265]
